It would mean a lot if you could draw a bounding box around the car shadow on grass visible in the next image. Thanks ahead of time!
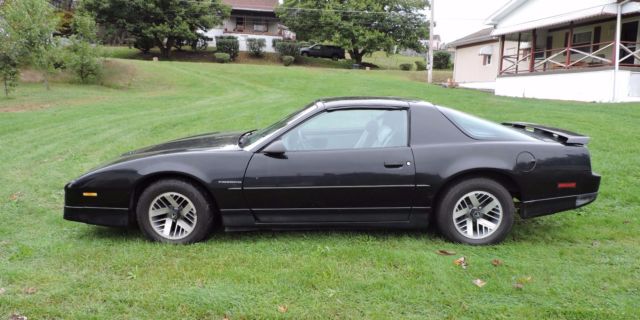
[79,216,558,245]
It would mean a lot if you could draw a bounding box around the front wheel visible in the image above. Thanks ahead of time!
[436,178,514,245]
[136,179,214,244]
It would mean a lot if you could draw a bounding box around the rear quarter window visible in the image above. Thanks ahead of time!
[438,107,538,142]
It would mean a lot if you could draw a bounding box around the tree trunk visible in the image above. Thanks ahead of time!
[349,48,368,64]
[3,77,8,97]
[43,73,50,91]
[159,37,176,58]
[350,49,364,64]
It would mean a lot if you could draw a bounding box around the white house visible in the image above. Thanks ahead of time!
[201,0,295,53]
[448,28,521,90]
[486,0,640,102]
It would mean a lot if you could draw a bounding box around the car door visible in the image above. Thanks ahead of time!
[243,107,416,223]
[311,45,323,57]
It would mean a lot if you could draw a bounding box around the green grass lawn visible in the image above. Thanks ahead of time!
[0,59,638,319]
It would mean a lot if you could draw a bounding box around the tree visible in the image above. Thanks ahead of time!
[83,0,230,58]
[0,38,20,97]
[1,0,60,90]
[65,12,103,83]
[276,0,428,64]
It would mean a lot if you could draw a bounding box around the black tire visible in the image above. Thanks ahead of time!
[436,178,514,245]
[136,179,214,244]
[301,52,308,57]
[331,54,339,61]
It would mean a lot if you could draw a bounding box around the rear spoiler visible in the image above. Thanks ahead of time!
[502,122,590,145]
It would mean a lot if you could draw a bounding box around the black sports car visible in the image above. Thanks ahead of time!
[64,97,600,245]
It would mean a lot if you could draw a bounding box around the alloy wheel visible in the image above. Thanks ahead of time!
[148,192,198,240]
[452,191,503,240]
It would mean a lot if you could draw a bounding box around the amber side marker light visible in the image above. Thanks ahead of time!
[82,192,98,197]
[557,182,576,189]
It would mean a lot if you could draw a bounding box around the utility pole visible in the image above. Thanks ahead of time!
[427,0,435,83]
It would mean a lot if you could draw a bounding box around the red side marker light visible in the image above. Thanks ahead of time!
[557,182,576,189]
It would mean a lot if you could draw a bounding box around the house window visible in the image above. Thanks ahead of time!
[235,17,245,31]
[572,31,592,53]
[253,19,268,32]
[483,55,492,65]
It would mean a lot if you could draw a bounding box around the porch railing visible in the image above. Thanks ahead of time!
[500,40,640,75]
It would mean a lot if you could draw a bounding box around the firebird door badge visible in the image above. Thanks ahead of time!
[218,180,243,190]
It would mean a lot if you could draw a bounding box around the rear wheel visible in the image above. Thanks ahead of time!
[331,54,339,61]
[136,179,214,244]
[436,178,514,245]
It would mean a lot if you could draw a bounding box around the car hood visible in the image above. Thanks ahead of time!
[122,131,243,156]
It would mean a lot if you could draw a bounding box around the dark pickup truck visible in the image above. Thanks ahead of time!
[300,44,345,60]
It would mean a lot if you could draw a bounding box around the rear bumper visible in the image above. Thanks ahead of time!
[64,206,130,227]
[519,192,598,219]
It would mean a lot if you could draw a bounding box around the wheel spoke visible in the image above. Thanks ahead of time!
[180,203,194,216]
[177,220,194,233]
[163,194,180,208]
[477,218,497,231]
[162,218,173,236]
[468,193,481,207]
[150,207,170,217]
[480,200,498,214]
[453,208,467,219]
[465,218,474,236]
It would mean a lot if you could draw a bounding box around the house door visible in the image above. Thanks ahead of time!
[620,21,639,65]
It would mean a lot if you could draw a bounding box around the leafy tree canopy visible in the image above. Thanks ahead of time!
[276,0,429,63]
[82,0,230,57]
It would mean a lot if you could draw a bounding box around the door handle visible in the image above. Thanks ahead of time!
[384,161,404,168]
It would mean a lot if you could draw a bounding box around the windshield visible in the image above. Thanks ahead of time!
[439,106,538,141]
[241,103,318,147]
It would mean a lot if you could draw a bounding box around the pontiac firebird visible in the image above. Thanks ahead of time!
[64,97,600,245]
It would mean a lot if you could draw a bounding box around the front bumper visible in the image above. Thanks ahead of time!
[64,205,130,227]
[519,192,598,219]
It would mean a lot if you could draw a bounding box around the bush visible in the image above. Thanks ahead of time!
[215,36,239,60]
[65,42,103,82]
[275,41,300,59]
[246,38,266,57]
[434,51,451,69]
[415,60,426,71]
[214,52,231,63]
[399,63,413,71]
[282,55,294,66]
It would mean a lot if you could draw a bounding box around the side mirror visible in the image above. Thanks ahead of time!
[263,140,286,155]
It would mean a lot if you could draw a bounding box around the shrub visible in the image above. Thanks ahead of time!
[214,52,231,63]
[247,38,266,57]
[415,60,426,71]
[434,51,451,69]
[275,41,300,59]
[399,63,413,71]
[282,55,294,66]
[215,36,239,60]
[65,42,103,82]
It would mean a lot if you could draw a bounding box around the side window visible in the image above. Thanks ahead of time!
[281,109,408,151]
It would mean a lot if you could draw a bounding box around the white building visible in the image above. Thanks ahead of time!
[486,0,640,102]
[201,0,295,53]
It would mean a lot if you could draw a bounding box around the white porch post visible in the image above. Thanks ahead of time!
[613,0,630,102]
